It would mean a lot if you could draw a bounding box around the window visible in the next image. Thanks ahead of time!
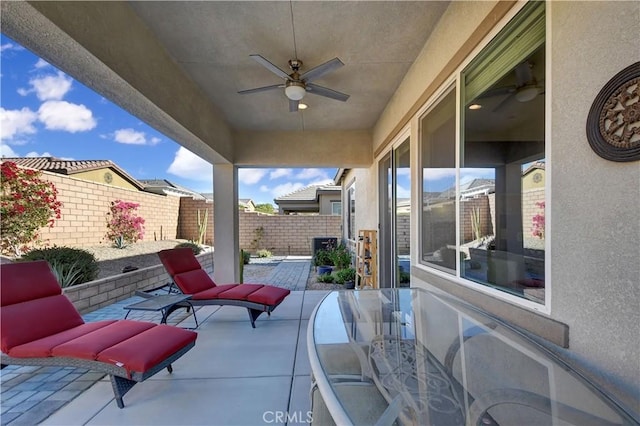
[331,201,342,216]
[420,89,457,273]
[419,2,546,305]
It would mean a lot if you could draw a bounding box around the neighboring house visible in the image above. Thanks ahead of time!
[238,198,256,212]
[4,157,145,191]
[274,184,341,215]
[139,179,205,199]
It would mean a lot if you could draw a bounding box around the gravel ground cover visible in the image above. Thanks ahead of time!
[87,240,340,290]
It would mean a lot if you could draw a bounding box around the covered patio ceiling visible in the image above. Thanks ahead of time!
[1,1,450,168]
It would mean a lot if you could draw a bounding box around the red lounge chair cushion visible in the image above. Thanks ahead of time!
[247,286,290,306]
[97,325,197,374]
[1,295,84,353]
[158,248,202,276]
[52,321,156,360]
[218,284,264,301]
[8,321,117,358]
[1,261,62,306]
[192,284,239,300]
[173,268,217,294]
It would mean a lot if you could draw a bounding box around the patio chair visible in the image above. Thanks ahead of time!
[0,261,197,409]
[157,248,291,328]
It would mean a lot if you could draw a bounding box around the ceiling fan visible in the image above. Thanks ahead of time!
[480,61,544,112]
[238,54,350,112]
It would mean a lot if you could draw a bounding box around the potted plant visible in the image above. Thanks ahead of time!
[334,267,356,289]
[313,248,334,274]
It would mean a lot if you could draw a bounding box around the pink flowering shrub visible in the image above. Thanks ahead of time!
[0,161,62,256]
[105,200,145,247]
[531,201,545,239]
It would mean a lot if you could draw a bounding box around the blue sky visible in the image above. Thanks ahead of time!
[0,35,336,206]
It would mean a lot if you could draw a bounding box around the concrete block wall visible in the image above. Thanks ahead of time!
[178,198,214,245]
[36,170,180,248]
[64,252,213,314]
[460,196,493,243]
[239,211,342,255]
[522,188,545,241]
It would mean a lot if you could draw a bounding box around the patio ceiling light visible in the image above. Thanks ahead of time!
[298,103,308,110]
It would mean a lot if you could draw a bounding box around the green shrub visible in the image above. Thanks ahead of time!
[21,246,98,286]
[317,273,335,283]
[313,249,333,267]
[330,244,352,270]
[256,249,272,258]
[334,267,355,284]
[175,242,203,255]
[242,250,251,265]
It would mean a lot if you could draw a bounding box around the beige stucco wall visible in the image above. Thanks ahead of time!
[73,168,138,190]
[548,0,640,385]
[359,0,640,388]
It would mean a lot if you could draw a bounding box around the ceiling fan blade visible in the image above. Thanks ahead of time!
[249,54,290,80]
[492,92,516,113]
[306,83,350,102]
[477,85,516,99]
[289,99,299,112]
[300,58,344,83]
[238,84,283,95]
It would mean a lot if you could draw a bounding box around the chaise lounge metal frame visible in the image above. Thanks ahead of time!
[157,248,291,328]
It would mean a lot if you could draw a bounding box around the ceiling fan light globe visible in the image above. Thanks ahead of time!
[285,84,306,101]
[515,85,539,103]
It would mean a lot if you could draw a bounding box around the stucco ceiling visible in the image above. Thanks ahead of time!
[127,1,449,132]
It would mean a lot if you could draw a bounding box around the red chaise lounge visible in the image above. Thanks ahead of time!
[158,248,291,328]
[0,261,197,408]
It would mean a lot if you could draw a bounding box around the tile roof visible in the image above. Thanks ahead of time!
[139,179,205,198]
[2,157,145,190]
[274,184,341,202]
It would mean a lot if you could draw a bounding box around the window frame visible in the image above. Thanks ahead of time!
[415,1,549,314]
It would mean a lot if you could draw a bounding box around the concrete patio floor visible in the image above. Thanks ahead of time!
[39,289,328,426]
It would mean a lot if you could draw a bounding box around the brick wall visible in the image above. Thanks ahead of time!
[64,252,213,314]
[36,170,180,248]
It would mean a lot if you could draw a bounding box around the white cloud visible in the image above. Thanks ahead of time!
[34,59,50,69]
[238,168,267,185]
[423,169,456,181]
[113,128,159,145]
[38,101,97,132]
[0,142,19,157]
[25,151,53,157]
[269,168,291,179]
[1,107,38,141]
[396,184,411,198]
[259,185,270,192]
[272,182,305,198]
[22,71,73,101]
[167,147,212,182]
[309,178,334,186]
[296,168,328,180]
[0,43,23,53]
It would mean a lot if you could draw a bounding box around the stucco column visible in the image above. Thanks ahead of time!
[213,164,239,283]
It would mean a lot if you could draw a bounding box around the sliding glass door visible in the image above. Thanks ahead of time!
[379,137,411,288]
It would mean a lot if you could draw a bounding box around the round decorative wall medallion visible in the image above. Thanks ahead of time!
[533,172,542,183]
[103,172,113,183]
[586,62,640,162]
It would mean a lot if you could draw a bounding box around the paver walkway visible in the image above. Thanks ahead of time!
[0,257,312,425]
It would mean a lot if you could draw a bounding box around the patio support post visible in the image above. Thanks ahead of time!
[213,164,240,283]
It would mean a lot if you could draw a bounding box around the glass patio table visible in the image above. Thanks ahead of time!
[308,288,637,426]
